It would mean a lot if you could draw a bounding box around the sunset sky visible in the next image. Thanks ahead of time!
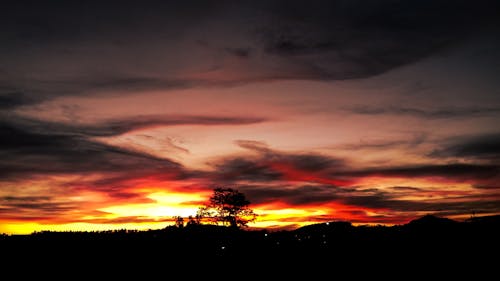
[2,0,500,234]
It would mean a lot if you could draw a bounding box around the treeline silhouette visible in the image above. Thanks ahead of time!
[2,215,499,265]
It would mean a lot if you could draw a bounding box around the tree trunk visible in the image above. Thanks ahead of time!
[229,216,237,228]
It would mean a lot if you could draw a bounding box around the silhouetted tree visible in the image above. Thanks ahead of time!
[174,216,184,228]
[186,215,200,226]
[197,188,257,228]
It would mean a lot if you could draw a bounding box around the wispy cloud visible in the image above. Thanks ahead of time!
[338,134,427,150]
[0,114,267,179]
[0,196,79,221]
[430,133,500,160]
[0,120,179,179]
[213,140,500,186]
[211,140,348,185]
[346,105,500,119]
[346,163,500,181]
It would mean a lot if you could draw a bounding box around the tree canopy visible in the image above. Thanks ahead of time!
[197,188,257,228]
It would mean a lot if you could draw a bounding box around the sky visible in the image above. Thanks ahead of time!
[1,0,500,234]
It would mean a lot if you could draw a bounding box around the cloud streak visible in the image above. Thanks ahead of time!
[211,140,349,185]
[0,120,179,179]
[347,164,500,181]
[213,140,500,187]
[0,113,267,179]
[338,134,427,150]
[0,195,79,221]
[347,105,500,119]
[431,133,500,160]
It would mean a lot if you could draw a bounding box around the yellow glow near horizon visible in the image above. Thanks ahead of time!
[0,222,171,235]
[0,218,312,234]
[146,191,207,204]
[99,191,206,218]
[0,199,330,234]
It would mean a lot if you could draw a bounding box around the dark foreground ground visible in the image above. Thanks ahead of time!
[2,215,499,275]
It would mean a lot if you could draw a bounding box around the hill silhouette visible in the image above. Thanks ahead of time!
[1,215,498,271]
[407,214,458,226]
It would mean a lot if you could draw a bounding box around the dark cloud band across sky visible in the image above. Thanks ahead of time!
[2,0,500,107]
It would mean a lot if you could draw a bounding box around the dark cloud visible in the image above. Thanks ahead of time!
[213,140,500,190]
[235,182,500,218]
[225,47,252,58]
[207,140,500,217]
[281,154,340,172]
[0,1,223,46]
[239,184,341,205]
[431,133,500,160]
[339,134,427,150]
[1,196,51,203]
[339,189,500,216]
[381,198,500,216]
[0,92,41,110]
[4,114,267,137]
[0,196,78,220]
[0,120,180,179]
[239,185,307,204]
[342,139,414,150]
[209,148,500,217]
[2,0,499,109]
[213,158,283,182]
[236,140,344,171]
[389,186,423,192]
[348,163,500,181]
[472,185,500,190]
[0,113,265,180]
[259,0,500,79]
[62,115,269,137]
[346,105,500,119]
[0,1,221,107]
[212,140,346,183]
[343,195,400,210]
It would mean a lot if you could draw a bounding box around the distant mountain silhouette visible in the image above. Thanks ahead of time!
[406,214,458,228]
